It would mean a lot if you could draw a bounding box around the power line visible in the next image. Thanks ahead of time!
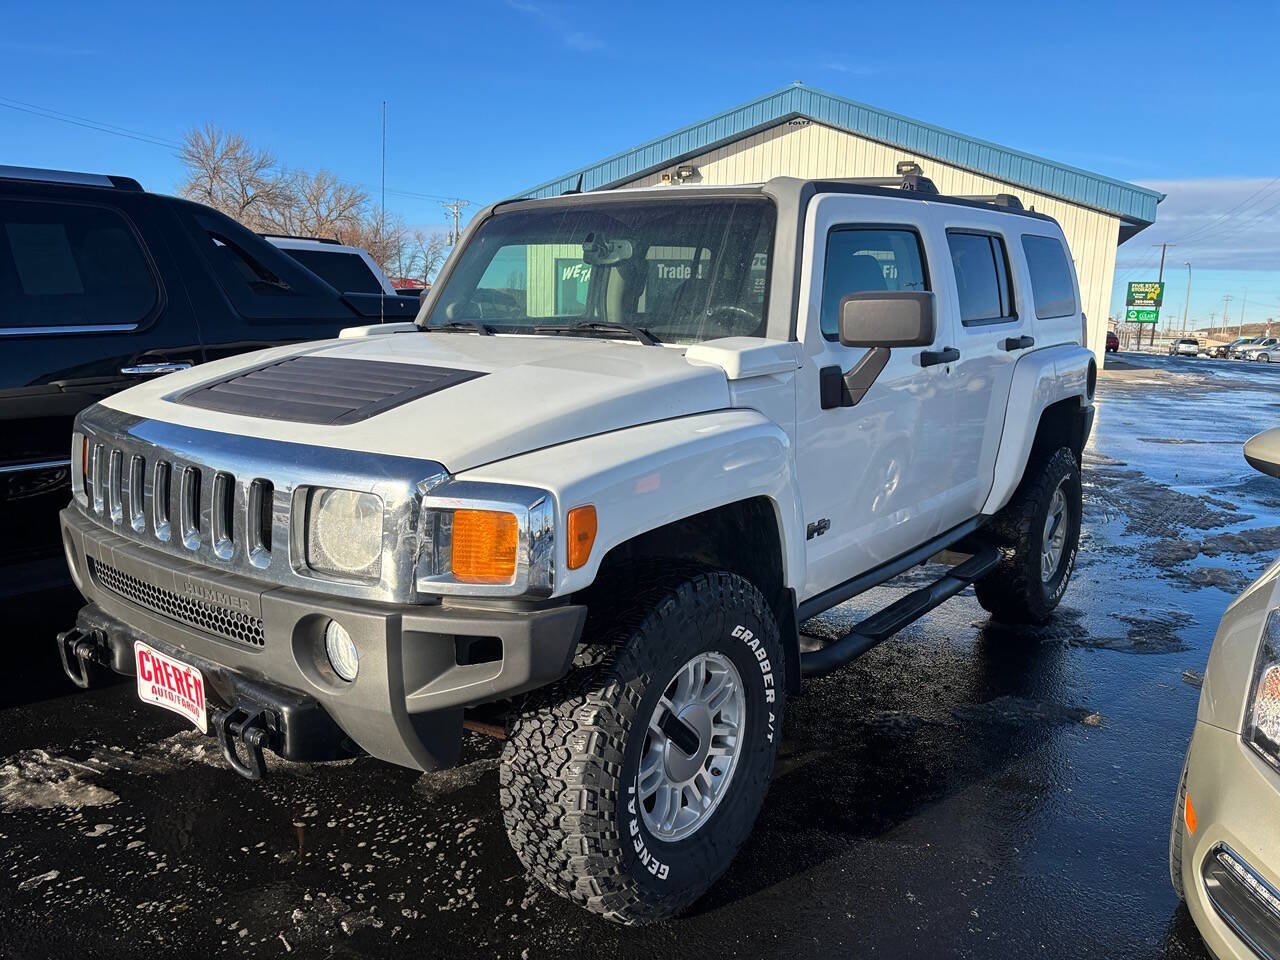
[0,94,471,209]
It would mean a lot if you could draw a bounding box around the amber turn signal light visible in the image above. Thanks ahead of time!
[451,509,518,584]
[566,505,597,570]
[1184,794,1197,835]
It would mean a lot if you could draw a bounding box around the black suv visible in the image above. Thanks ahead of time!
[0,166,417,598]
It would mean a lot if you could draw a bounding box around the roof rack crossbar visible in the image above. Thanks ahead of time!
[822,174,939,196]
[953,193,1025,210]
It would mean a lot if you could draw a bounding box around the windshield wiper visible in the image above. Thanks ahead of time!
[533,321,658,345]
[425,320,493,335]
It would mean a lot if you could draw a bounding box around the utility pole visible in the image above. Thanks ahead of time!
[1181,262,1191,337]
[442,199,471,246]
[1223,294,1233,336]
[1240,290,1248,338]
[1151,242,1173,349]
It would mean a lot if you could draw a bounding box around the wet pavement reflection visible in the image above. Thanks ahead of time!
[2,353,1276,958]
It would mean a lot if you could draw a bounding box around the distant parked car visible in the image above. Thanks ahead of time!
[1256,346,1280,364]
[0,165,411,599]
[1106,330,1119,353]
[263,235,419,306]
[1211,338,1249,359]
[1169,338,1201,357]
[1171,426,1280,960]
[1238,337,1279,361]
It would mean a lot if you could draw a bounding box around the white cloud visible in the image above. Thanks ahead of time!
[1118,177,1280,272]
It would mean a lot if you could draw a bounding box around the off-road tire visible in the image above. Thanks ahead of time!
[1169,754,1190,900]
[499,569,785,924]
[974,446,1082,624]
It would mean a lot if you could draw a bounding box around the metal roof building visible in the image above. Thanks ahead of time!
[521,84,1162,363]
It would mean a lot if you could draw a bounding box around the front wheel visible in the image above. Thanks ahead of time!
[1262,354,1271,363]
[975,446,1082,624]
[500,570,785,924]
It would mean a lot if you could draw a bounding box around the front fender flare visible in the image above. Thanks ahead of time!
[456,410,805,599]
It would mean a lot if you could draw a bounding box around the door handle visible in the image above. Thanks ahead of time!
[120,362,193,376]
[999,336,1035,351]
[920,347,959,367]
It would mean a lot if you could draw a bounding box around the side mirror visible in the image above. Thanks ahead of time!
[1244,427,1280,480]
[839,291,936,348]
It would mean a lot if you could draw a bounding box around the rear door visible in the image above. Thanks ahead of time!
[0,186,202,579]
[936,223,1028,525]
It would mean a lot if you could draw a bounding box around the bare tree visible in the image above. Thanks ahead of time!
[178,124,292,229]
[177,125,438,278]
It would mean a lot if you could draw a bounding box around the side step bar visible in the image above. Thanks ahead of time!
[799,546,1000,679]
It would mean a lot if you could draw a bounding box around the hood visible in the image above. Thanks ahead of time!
[102,333,731,473]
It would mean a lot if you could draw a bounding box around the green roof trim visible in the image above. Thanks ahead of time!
[519,83,1162,224]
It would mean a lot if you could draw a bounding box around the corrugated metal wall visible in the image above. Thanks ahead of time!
[623,120,1118,364]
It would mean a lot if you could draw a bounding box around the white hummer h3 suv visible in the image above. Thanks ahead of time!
[58,173,1096,923]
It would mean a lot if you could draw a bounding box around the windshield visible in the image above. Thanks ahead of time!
[422,198,776,344]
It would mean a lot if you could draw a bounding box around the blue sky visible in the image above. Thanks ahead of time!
[2,0,1276,328]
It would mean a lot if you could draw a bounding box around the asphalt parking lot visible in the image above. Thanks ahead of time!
[2,352,1277,959]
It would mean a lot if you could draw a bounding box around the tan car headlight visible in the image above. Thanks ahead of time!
[305,488,384,581]
[1245,611,1280,770]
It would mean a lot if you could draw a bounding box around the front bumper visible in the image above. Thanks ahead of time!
[1179,720,1280,960]
[60,506,585,772]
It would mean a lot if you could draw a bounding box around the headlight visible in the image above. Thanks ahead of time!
[305,488,383,581]
[1245,611,1280,770]
[416,481,554,597]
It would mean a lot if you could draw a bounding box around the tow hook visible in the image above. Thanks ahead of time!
[55,627,107,689]
[211,706,275,781]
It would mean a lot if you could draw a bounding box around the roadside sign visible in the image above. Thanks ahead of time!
[1127,281,1165,308]
[1126,307,1159,324]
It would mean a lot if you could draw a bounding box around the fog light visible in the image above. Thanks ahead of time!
[324,620,359,682]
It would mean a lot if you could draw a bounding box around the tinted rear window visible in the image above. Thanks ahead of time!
[1020,235,1076,319]
[0,197,158,329]
[282,248,383,295]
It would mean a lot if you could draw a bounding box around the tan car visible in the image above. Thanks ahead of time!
[1171,427,1280,959]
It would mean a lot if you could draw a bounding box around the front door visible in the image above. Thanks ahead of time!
[793,195,957,602]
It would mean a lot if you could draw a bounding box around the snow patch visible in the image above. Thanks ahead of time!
[0,750,119,812]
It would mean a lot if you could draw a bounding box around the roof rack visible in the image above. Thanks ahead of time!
[827,174,939,196]
[0,165,143,191]
[954,193,1025,210]
[259,233,342,245]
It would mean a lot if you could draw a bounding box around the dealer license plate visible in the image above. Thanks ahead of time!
[134,641,208,734]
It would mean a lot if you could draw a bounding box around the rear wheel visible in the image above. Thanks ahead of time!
[500,569,785,924]
[975,446,1082,625]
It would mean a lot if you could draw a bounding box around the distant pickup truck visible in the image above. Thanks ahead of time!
[58,172,1095,924]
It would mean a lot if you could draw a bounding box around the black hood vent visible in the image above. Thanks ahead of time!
[175,355,485,425]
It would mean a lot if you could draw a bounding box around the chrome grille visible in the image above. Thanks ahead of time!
[90,557,265,647]
[71,404,443,604]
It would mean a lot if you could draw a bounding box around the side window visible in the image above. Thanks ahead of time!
[820,227,928,340]
[0,197,159,330]
[283,249,383,294]
[947,232,1015,325]
[185,209,342,320]
[1021,234,1077,319]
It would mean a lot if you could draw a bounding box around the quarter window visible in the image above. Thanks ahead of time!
[1021,234,1077,319]
[0,198,158,329]
[947,232,1015,325]
[820,227,928,339]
